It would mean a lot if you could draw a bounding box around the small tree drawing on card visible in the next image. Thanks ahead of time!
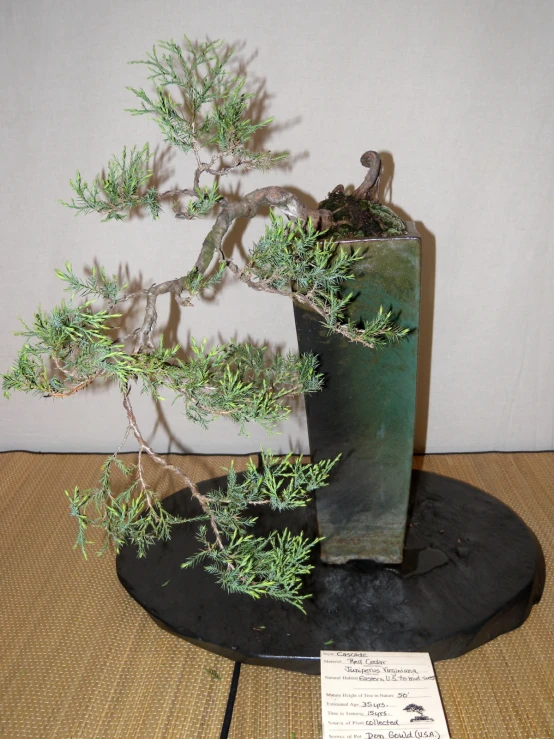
[404,703,433,722]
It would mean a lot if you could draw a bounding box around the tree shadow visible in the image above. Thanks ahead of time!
[227,42,308,175]
[147,329,306,459]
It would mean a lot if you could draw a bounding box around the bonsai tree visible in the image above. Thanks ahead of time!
[404,703,432,722]
[2,37,407,611]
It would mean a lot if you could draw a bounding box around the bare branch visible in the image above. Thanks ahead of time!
[109,186,333,353]
[195,186,333,274]
[352,150,381,201]
[46,375,98,398]
[225,258,379,349]
[157,187,197,199]
[132,278,191,353]
[121,388,225,550]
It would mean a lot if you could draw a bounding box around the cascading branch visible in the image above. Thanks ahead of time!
[2,36,408,609]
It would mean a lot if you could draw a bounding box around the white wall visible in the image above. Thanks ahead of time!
[1,0,553,454]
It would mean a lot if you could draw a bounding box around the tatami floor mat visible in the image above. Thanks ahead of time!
[1,451,552,738]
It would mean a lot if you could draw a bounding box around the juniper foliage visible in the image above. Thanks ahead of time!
[127,37,282,170]
[61,145,162,222]
[3,273,323,426]
[244,214,410,346]
[181,451,338,611]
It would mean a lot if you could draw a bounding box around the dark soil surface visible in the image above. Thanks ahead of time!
[319,191,406,239]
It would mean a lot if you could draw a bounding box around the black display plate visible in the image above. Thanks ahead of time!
[116,471,545,674]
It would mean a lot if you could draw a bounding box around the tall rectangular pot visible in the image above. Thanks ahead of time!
[293,222,421,564]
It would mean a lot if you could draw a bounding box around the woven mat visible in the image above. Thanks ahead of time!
[0,452,552,738]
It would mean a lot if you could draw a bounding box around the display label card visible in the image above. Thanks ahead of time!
[320,651,450,739]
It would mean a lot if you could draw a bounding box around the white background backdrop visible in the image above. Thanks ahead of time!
[1,0,553,454]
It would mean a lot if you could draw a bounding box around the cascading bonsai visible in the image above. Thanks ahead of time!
[2,37,407,611]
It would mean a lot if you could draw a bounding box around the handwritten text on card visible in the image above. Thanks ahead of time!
[320,651,450,739]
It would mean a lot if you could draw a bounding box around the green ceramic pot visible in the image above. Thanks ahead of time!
[293,222,421,564]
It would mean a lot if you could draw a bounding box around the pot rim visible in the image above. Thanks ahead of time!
[334,220,419,243]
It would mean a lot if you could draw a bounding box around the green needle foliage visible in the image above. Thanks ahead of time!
[184,182,222,218]
[127,37,282,169]
[2,299,121,397]
[244,214,410,346]
[181,451,337,611]
[66,454,184,558]
[3,270,323,424]
[65,447,337,610]
[55,262,124,304]
[3,34,409,610]
[61,38,285,223]
[61,144,162,221]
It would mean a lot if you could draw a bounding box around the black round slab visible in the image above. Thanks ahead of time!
[116,471,545,674]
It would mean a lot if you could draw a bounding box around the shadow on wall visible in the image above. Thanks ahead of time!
[154,149,437,456]
[379,152,436,454]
